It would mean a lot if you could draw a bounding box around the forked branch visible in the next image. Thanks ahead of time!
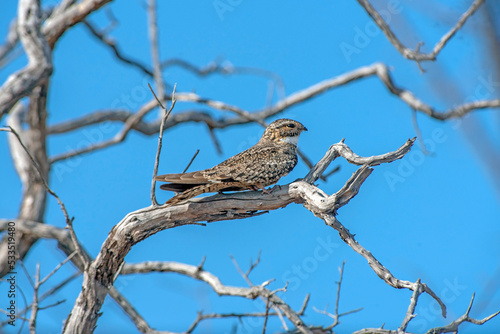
[356,0,485,63]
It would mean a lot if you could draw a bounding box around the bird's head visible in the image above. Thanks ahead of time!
[260,119,308,146]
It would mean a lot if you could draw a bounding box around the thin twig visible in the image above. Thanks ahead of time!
[262,296,271,334]
[399,278,422,332]
[19,260,35,289]
[230,254,289,331]
[313,261,363,329]
[39,251,77,286]
[29,263,40,334]
[150,83,177,206]
[297,148,327,182]
[0,276,29,330]
[0,127,88,269]
[411,109,430,155]
[335,262,345,319]
[108,287,153,333]
[147,0,166,105]
[182,149,200,173]
[38,300,66,311]
[353,293,500,334]
[298,294,310,315]
[247,250,262,277]
[207,125,223,155]
[4,272,80,326]
[185,310,283,334]
[82,20,153,76]
[323,165,341,178]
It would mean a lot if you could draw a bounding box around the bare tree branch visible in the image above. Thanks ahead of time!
[353,293,500,334]
[147,0,165,103]
[28,263,40,334]
[411,109,430,155]
[150,84,177,206]
[313,261,363,330]
[182,149,200,173]
[23,252,75,333]
[0,126,88,269]
[82,20,153,76]
[0,17,20,66]
[356,0,485,62]
[0,0,114,119]
[230,253,289,330]
[0,0,52,119]
[399,278,422,332]
[49,0,78,21]
[121,261,311,334]
[0,271,78,328]
[42,0,113,47]
[39,251,77,286]
[184,310,282,334]
[0,81,50,277]
[49,99,159,163]
[0,219,157,334]
[0,7,55,68]
[425,293,500,333]
[107,287,155,333]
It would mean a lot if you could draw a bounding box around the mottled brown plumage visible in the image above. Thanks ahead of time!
[156,119,307,205]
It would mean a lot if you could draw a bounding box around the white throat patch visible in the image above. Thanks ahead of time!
[280,136,299,146]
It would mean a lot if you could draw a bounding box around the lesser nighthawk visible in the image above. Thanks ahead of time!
[156,118,307,205]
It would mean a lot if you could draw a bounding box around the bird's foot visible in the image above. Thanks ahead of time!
[268,185,281,193]
[261,187,272,195]
[251,184,272,195]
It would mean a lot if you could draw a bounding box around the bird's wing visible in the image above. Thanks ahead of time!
[157,144,294,186]
[206,145,295,183]
[155,146,268,185]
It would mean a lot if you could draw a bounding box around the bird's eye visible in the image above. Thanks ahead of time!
[287,123,295,128]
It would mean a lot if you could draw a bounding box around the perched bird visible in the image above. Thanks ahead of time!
[156,118,307,205]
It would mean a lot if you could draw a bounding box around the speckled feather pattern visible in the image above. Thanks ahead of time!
[202,144,298,186]
[156,119,307,205]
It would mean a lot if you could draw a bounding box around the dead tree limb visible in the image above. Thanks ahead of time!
[63,138,422,333]
[0,0,52,119]
[356,0,484,62]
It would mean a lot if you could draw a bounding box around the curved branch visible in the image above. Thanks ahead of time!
[42,0,113,47]
[0,0,53,119]
[121,261,311,333]
[49,99,159,163]
[82,20,153,76]
[0,0,113,119]
[356,0,485,62]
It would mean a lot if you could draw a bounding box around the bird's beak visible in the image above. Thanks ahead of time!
[302,126,308,132]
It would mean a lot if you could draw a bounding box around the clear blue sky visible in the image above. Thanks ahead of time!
[1,1,499,333]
